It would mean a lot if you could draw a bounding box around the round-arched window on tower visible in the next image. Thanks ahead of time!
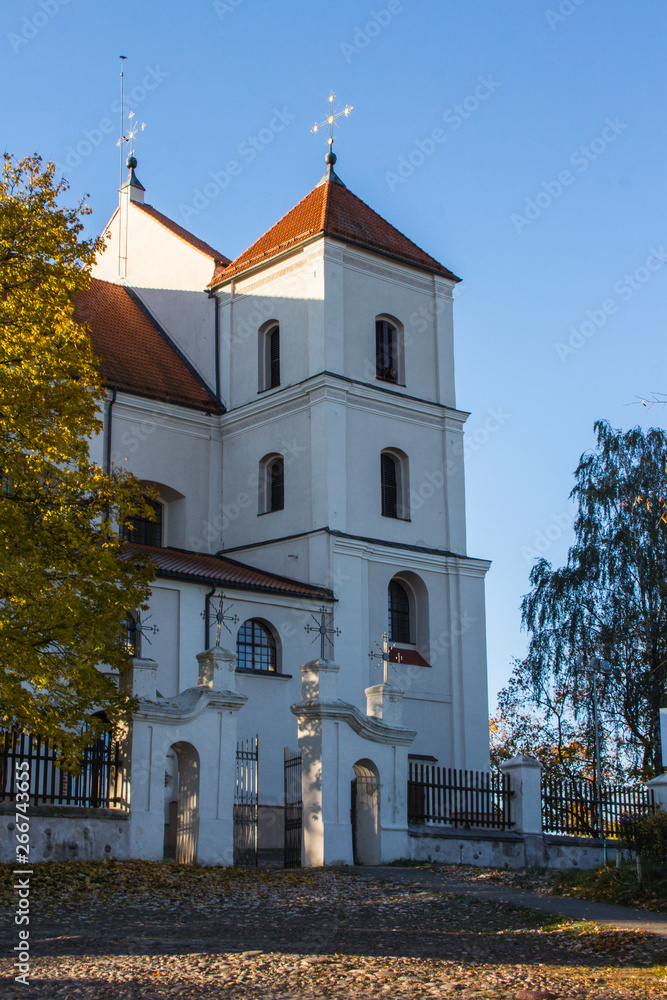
[388,580,411,642]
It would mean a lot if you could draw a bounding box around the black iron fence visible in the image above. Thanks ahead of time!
[541,777,656,838]
[0,729,128,810]
[408,762,513,830]
[284,747,302,868]
[234,736,258,866]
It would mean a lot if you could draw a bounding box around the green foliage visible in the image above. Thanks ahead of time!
[620,810,667,865]
[0,154,155,767]
[518,420,667,779]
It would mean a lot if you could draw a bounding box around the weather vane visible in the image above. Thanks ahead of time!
[311,91,353,157]
[117,110,146,157]
[369,632,402,686]
[201,594,240,646]
[304,607,341,659]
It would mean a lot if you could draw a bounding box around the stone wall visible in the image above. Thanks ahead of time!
[409,825,615,870]
[0,805,130,864]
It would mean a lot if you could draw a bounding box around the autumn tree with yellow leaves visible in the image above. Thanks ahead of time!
[0,154,154,767]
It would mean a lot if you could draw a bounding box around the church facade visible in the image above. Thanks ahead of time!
[42,150,491,865]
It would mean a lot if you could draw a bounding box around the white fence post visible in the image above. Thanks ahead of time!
[500,754,543,865]
[647,772,667,812]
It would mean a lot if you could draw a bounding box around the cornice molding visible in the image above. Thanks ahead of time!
[133,685,247,723]
[291,698,416,746]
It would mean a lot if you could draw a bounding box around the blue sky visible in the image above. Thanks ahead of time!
[3,0,666,704]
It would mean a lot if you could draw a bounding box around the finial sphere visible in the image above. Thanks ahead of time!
[325,151,337,165]
[126,155,138,169]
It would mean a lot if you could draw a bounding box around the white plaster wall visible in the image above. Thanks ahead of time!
[218,253,319,411]
[224,533,490,778]
[216,237,458,411]
[340,247,456,405]
[93,203,219,382]
[219,404,312,549]
[138,582,336,816]
[108,395,221,553]
[219,377,469,556]
[147,586,181,697]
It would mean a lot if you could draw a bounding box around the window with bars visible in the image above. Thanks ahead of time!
[259,323,281,390]
[121,497,163,547]
[268,457,284,512]
[268,326,280,388]
[381,453,398,518]
[376,319,399,383]
[236,619,277,672]
[388,580,411,642]
[259,455,284,514]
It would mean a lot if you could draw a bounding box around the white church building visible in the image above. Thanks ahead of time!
[7,146,492,867]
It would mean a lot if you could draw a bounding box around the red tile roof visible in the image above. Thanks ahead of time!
[135,203,230,265]
[75,278,219,412]
[123,543,335,599]
[211,172,460,285]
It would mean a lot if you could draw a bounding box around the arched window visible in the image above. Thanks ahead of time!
[388,580,411,643]
[259,323,280,390]
[381,449,409,520]
[259,455,284,513]
[375,317,404,384]
[236,619,277,672]
[381,453,398,518]
[268,326,280,388]
[121,497,163,546]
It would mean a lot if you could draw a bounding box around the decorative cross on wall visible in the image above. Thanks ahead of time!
[304,607,341,660]
[311,91,353,152]
[124,612,159,657]
[135,614,159,644]
[201,594,240,646]
[369,631,402,686]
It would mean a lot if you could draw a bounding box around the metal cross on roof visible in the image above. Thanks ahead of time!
[116,110,146,156]
[202,594,240,646]
[304,607,341,660]
[311,91,353,151]
[369,631,402,686]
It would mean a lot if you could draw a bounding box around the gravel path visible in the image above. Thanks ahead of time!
[1,862,666,999]
[364,867,667,937]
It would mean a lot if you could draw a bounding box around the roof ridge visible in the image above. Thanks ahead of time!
[135,202,230,264]
[212,174,459,285]
[331,184,456,276]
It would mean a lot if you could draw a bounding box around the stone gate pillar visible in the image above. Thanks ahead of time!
[501,754,544,867]
[127,646,247,864]
[292,658,416,867]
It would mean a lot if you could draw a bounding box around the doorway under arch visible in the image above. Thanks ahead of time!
[351,759,381,866]
[163,741,200,864]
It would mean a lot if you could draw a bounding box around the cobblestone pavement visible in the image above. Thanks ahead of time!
[1,862,666,999]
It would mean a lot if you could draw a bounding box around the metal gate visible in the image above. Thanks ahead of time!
[283,747,302,868]
[234,736,258,866]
